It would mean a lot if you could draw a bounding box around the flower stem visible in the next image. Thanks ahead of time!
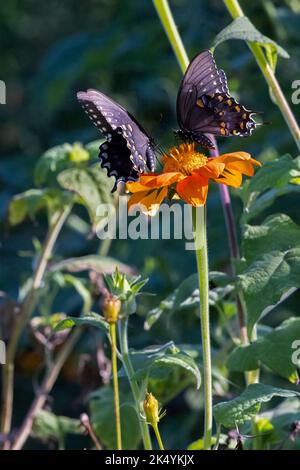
[223,0,300,151]
[192,205,212,450]
[109,323,122,450]
[153,0,189,73]
[0,205,71,441]
[152,423,165,450]
[118,317,152,450]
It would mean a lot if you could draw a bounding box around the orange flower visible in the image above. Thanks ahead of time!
[126,143,261,215]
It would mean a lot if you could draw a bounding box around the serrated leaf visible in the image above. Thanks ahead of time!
[228,317,300,382]
[57,165,113,228]
[214,383,300,428]
[243,213,300,263]
[241,155,300,221]
[212,17,289,71]
[239,214,300,332]
[8,188,69,226]
[89,387,140,450]
[54,311,109,332]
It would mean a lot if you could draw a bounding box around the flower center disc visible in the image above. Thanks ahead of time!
[163,143,208,175]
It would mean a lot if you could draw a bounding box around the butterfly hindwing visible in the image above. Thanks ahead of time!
[77,89,155,190]
[176,50,258,148]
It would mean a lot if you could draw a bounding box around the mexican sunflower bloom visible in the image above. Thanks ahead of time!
[126,143,261,215]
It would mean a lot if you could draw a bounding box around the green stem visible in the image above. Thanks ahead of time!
[0,205,72,440]
[192,206,212,450]
[118,317,152,450]
[152,423,165,450]
[223,0,300,151]
[110,323,122,450]
[153,0,189,73]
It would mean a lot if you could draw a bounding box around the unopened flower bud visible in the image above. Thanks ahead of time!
[143,392,159,427]
[103,295,121,323]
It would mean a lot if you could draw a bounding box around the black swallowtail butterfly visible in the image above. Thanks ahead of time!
[77,89,156,191]
[175,50,259,149]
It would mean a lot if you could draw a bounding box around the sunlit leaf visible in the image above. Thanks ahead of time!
[214,384,300,428]
[212,16,289,71]
[54,311,109,332]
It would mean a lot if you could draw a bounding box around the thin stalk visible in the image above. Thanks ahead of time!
[223,0,300,151]
[192,206,212,450]
[152,422,165,450]
[109,323,122,450]
[11,327,82,450]
[118,317,152,450]
[153,0,189,72]
[1,204,71,439]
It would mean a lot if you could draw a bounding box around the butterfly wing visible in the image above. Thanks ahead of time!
[176,50,258,141]
[77,89,155,189]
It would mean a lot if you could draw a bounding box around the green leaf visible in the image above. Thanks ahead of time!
[8,188,69,226]
[214,383,300,428]
[238,214,300,332]
[145,272,233,329]
[85,140,104,160]
[54,311,109,332]
[212,17,289,71]
[32,410,81,446]
[34,143,92,187]
[50,255,132,275]
[89,387,141,450]
[126,343,201,391]
[187,437,217,450]
[57,165,113,228]
[61,274,92,313]
[228,317,300,383]
[240,155,300,222]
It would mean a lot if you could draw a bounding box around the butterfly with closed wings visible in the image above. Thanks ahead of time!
[175,50,259,149]
[77,89,156,191]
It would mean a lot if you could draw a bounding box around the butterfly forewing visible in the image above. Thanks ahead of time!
[176,50,259,148]
[77,89,155,190]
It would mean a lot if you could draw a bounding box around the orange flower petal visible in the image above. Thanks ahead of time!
[126,174,160,193]
[176,174,208,206]
[214,151,252,164]
[195,160,225,179]
[143,172,183,188]
[215,169,243,188]
[128,187,168,216]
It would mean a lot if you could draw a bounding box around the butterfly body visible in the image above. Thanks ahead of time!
[175,50,259,149]
[77,89,155,191]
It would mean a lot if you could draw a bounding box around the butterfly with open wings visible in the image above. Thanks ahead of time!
[175,50,259,149]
